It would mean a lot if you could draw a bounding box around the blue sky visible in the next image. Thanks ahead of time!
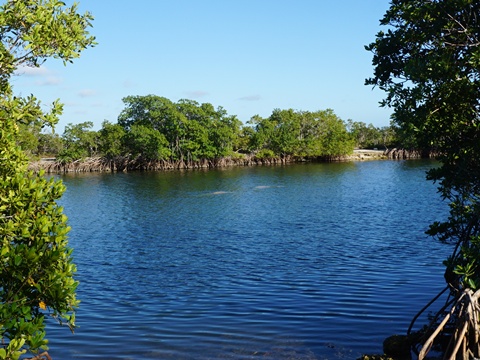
[13,0,392,132]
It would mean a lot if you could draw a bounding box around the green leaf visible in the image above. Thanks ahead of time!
[14,256,22,266]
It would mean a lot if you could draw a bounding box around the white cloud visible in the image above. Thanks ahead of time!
[184,90,209,98]
[63,101,79,107]
[122,79,136,88]
[78,89,96,98]
[38,77,62,86]
[14,65,63,86]
[15,65,49,76]
[239,95,261,101]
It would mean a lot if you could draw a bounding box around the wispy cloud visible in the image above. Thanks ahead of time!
[15,65,49,76]
[184,90,209,99]
[122,79,136,88]
[78,89,96,98]
[239,95,261,101]
[63,100,81,107]
[38,77,62,86]
[15,65,63,86]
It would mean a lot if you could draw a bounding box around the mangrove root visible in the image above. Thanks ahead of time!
[416,288,480,360]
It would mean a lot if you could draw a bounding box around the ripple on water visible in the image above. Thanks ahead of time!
[46,161,450,359]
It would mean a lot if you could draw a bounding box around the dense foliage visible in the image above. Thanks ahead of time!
[24,96,401,165]
[0,0,95,358]
[367,0,480,357]
[248,108,355,159]
[118,96,242,162]
[367,0,480,293]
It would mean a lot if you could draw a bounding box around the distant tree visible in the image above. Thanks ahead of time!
[37,131,64,156]
[346,120,396,149]
[118,95,241,162]
[248,109,302,158]
[378,126,396,150]
[119,95,187,160]
[124,124,171,161]
[247,114,275,153]
[249,109,354,158]
[347,121,374,148]
[235,125,255,153]
[367,0,480,357]
[16,121,42,156]
[118,95,176,131]
[58,121,99,162]
[269,109,303,158]
[0,1,95,359]
[99,120,126,159]
[200,104,242,159]
[310,109,354,158]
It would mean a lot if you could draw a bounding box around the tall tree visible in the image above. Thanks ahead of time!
[0,1,95,358]
[124,124,171,161]
[367,1,480,358]
[99,120,126,159]
[58,121,99,162]
[248,109,354,159]
[37,131,63,156]
[118,95,241,163]
[58,121,99,161]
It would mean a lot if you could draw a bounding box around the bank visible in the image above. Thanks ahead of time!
[28,149,427,173]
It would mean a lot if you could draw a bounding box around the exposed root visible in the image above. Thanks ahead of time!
[413,288,480,360]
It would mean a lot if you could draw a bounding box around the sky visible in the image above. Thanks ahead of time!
[12,0,393,132]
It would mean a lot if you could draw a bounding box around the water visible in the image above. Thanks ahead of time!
[45,160,451,359]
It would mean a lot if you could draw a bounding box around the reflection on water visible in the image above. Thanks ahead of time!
[46,161,450,359]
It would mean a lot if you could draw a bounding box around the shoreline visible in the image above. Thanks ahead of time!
[349,149,388,161]
[28,149,422,174]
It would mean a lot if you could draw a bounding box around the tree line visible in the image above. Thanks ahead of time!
[21,94,404,165]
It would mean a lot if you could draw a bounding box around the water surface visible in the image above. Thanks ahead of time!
[47,161,450,359]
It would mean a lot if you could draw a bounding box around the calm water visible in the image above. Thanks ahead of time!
[45,160,450,359]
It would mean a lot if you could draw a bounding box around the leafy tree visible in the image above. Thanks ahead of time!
[57,121,99,162]
[0,1,95,358]
[310,109,354,158]
[118,95,241,163]
[118,95,176,131]
[209,113,242,158]
[378,126,396,150]
[118,95,186,160]
[175,99,214,161]
[197,103,241,159]
[248,111,303,157]
[346,120,397,150]
[367,0,480,357]
[124,124,171,161]
[16,121,42,156]
[247,114,274,152]
[249,109,354,159]
[37,131,64,157]
[347,121,376,148]
[268,109,302,157]
[99,120,126,159]
[235,125,255,153]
